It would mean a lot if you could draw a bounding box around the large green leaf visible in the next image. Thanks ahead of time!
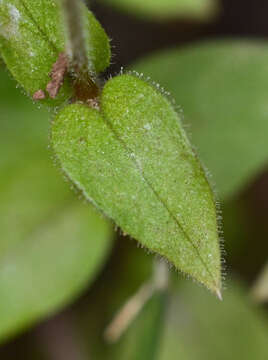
[52,74,222,295]
[0,67,113,343]
[158,280,268,360]
[0,0,111,105]
[133,41,268,199]
[99,0,219,21]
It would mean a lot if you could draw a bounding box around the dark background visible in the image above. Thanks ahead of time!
[92,0,268,72]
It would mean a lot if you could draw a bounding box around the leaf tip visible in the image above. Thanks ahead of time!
[215,288,223,301]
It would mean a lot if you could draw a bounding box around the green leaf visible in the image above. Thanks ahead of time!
[133,40,268,199]
[0,0,110,105]
[251,262,268,303]
[158,280,268,360]
[0,67,113,343]
[99,0,219,21]
[51,74,222,295]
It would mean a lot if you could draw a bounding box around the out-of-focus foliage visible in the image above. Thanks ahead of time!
[133,41,268,200]
[0,67,113,343]
[75,242,268,360]
[157,280,268,360]
[76,241,155,359]
[99,0,219,21]
[52,74,222,295]
[107,278,268,360]
[251,262,268,303]
[110,291,167,360]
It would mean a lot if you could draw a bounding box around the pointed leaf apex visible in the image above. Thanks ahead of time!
[216,288,223,301]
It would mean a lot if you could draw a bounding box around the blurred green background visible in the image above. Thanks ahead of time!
[0,0,268,358]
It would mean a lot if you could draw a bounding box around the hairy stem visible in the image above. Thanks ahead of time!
[60,0,100,102]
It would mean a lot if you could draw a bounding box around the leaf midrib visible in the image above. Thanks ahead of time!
[100,110,219,290]
[19,0,58,53]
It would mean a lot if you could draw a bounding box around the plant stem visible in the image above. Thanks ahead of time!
[104,260,169,343]
[60,0,100,103]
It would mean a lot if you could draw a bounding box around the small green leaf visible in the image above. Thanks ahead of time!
[51,74,222,295]
[0,68,113,343]
[0,0,110,105]
[99,0,219,21]
[133,40,268,199]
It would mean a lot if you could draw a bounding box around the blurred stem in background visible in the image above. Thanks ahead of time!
[104,259,169,343]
